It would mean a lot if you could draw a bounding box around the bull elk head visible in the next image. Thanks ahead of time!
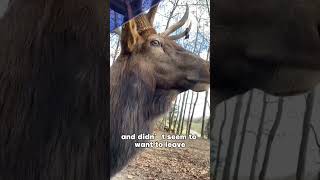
[213,0,320,105]
[113,4,210,93]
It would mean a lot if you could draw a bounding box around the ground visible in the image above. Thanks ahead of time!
[111,130,210,180]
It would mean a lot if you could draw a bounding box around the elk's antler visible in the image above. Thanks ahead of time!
[147,3,159,25]
[113,28,121,35]
[168,21,192,40]
[113,3,191,40]
[161,5,189,37]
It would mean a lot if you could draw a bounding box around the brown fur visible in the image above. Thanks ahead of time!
[0,0,108,179]
[213,0,320,103]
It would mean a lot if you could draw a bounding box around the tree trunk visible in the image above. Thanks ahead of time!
[173,94,183,132]
[259,97,284,180]
[222,95,244,180]
[188,92,199,135]
[201,90,209,138]
[186,91,194,134]
[168,98,177,127]
[296,90,316,180]
[233,90,254,180]
[170,95,181,132]
[310,124,320,177]
[249,93,268,180]
[180,91,189,134]
[214,101,227,178]
[310,124,320,150]
[176,92,186,134]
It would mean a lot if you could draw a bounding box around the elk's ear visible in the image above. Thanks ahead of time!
[121,20,143,54]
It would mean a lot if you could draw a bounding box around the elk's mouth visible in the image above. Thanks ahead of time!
[186,77,210,92]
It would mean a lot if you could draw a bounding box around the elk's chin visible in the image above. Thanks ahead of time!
[191,83,210,92]
[186,75,210,92]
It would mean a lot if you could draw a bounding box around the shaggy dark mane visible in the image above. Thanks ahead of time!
[0,1,108,179]
[110,54,178,175]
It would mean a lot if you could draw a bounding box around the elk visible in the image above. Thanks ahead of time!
[110,4,210,176]
[213,0,320,107]
[213,1,320,179]
[0,0,108,179]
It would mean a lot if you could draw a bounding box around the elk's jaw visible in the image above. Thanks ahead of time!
[190,82,210,92]
[257,65,320,96]
[186,75,210,92]
[214,53,320,97]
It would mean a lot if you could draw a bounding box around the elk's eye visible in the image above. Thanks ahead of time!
[150,40,161,47]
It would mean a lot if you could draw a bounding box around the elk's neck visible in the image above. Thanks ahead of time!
[110,62,177,176]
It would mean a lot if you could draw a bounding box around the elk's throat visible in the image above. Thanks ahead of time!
[185,76,210,92]
[110,70,178,176]
[191,82,210,92]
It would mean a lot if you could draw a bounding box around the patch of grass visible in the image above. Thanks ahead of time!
[191,121,203,134]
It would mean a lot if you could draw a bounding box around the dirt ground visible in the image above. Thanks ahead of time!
[111,130,210,180]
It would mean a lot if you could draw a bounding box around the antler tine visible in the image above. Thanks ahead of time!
[147,3,160,25]
[161,4,189,37]
[113,27,121,36]
[169,21,192,40]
